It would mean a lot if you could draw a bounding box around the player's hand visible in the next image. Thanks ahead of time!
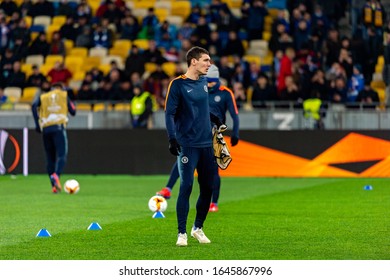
[35,127,41,133]
[231,136,239,146]
[169,139,181,156]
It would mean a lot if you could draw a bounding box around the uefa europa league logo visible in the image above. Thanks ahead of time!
[0,130,20,174]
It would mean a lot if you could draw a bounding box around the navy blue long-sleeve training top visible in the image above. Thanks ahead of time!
[165,75,212,148]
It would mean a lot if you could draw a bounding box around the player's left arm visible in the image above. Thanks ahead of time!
[67,97,76,116]
[223,86,240,146]
[31,95,41,133]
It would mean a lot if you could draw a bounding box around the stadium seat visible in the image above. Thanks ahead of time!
[154,1,171,11]
[265,15,274,25]
[371,81,386,89]
[89,47,108,58]
[264,21,272,32]
[76,103,93,111]
[102,55,124,69]
[69,47,88,57]
[88,0,100,15]
[93,103,109,112]
[45,54,64,66]
[162,62,176,77]
[372,72,383,82]
[246,86,253,103]
[242,39,248,50]
[21,63,34,77]
[46,24,61,42]
[155,8,169,22]
[225,0,242,8]
[246,48,268,57]
[133,0,156,9]
[132,39,149,51]
[231,8,242,18]
[125,1,134,9]
[81,56,101,72]
[166,15,183,27]
[263,31,271,41]
[20,87,40,103]
[171,1,191,19]
[64,39,74,55]
[109,48,129,60]
[65,56,85,73]
[376,88,386,103]
[72,70,86,81]
[145,62,157,73]
[52,15,67,26]
[244,55,261,66]
[114,103,131,111]
[113,39,132,51]
[262,53,274,66]
[30,31,40,42]
[110,39,132,59]
[98,64,111,75]
[249,39,268,51]
[377,55,385,66]
[32,15,51,28]
[4,87,22,103]
[25,55,45,66]
[24,16,32,28]
[40,64,53,75]
[134,8,148,20]
[268,8,281,18]
[375,64,384,73]
[68,80,82,92]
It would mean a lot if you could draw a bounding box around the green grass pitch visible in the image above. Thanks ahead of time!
[0,175,389,260]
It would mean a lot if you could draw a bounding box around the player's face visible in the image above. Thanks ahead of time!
[195,54,211,76]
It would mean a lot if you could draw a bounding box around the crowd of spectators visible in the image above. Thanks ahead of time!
[0,0,389,110]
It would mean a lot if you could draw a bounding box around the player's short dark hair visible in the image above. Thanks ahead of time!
[186,46,209,67]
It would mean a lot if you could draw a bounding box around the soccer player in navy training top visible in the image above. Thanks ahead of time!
[158,64,240,213]
[32,83,76,193]
[165,46,225,246]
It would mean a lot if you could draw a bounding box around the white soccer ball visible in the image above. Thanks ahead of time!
[148,195,168,212]
[64,179,80,194]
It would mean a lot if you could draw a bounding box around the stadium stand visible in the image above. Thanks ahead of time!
[1,0,390,116]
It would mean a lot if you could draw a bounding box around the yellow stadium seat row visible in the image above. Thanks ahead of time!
[76,102,131,112]
[144,61,178,77]
[20,87,40,103]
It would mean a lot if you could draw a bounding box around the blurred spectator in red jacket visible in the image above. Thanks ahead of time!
[47,61,72,85]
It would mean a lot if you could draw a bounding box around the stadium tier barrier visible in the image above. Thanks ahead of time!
[2,129,390,177]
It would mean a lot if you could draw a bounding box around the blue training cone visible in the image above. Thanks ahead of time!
[153,211,165,218]
[36,228,51,237]
[364,185,373,190]
[87,222,102,230]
